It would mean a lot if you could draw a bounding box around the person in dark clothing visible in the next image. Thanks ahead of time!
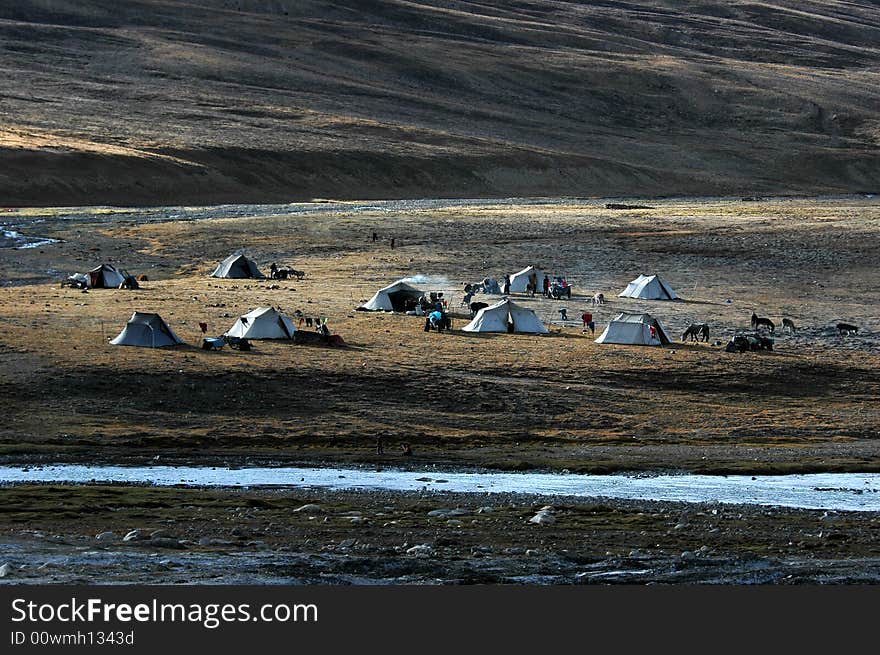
[503,274,511,295]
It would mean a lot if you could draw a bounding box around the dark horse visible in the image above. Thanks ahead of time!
[469,301,489,317]
[681,323,710,342]
[751,312,775,333]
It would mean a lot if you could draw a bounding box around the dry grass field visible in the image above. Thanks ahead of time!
[1,196,878,475]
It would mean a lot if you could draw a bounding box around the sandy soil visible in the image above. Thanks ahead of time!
[1,195,879,583]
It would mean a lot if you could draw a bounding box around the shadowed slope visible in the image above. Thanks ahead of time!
[1,0,879,204]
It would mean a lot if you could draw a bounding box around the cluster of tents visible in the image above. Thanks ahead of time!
[356,272,680,344]
[105,249,681,348]
[110,306,299,348]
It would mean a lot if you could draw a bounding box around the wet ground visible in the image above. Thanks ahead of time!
[2,485,879,585]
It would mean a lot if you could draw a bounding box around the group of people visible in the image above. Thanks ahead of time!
[514,272,570,298]
[403,292,452,332]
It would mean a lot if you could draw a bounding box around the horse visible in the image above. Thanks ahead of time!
[751,312,775,333]
[470,301,489,317]
[681,323,710,342]
[837,322,859,336]
[271,268,306,281]
[592,293,605,306]
[782,318,797,334]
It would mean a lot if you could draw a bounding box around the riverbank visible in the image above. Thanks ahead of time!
[2,484,879,584]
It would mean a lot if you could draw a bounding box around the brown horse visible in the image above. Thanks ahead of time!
[682,323,710,342]
[751,312,775,333]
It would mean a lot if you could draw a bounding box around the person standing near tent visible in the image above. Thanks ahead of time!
[503,274,511,295]
[542,276,550,297]
[528,271,538,297]
[581,311,595,334]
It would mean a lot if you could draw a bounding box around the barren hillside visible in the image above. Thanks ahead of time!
[1,0,879,205]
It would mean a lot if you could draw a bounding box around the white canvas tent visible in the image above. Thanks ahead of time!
[224,307,296,339]
[618,274,678,300]
[462,298,548,334]
[210,253,265,279]
[508,266,548,293]
[594,312,671,346]
[110,312,184,348]
[358,280,424,312]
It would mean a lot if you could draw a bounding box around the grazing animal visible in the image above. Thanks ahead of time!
[782,318,797,334]
[592,293,605,306]
[751,312,775,333]
[681,323,710,342]
[270,268,306,281]
[837,322,859,336]
[470,301,489,317]
[725,334,773,353]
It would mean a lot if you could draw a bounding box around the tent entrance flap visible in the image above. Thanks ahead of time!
[387,289,421,312]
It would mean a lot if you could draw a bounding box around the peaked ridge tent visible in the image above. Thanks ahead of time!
[88,263,127,288]
[67,263,127,288]
[508,266,548,293]
[109,312,184,348]
[594,312,671,346]
[462,298,548,334]
[358,279,424,312]
[618,274,678,300]
[210,253,265,279]
[224,306,296,339]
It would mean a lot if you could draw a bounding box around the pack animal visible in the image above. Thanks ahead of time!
[470,301,489,317]
[751,312,775,333]
[837,322,859,336]
[681,323,710,342]
[781,318,797,334]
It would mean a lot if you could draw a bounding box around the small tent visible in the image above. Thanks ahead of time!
[66,264,127,289]
[618,274,678,300]
[508,266,548,294]
[462,298,548,334]
[358,280,424,312]
[210,253,265,279]
[88,263,127,288]
[594,312,671,346]
[224,307,296,339]
[109,312,184,348]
